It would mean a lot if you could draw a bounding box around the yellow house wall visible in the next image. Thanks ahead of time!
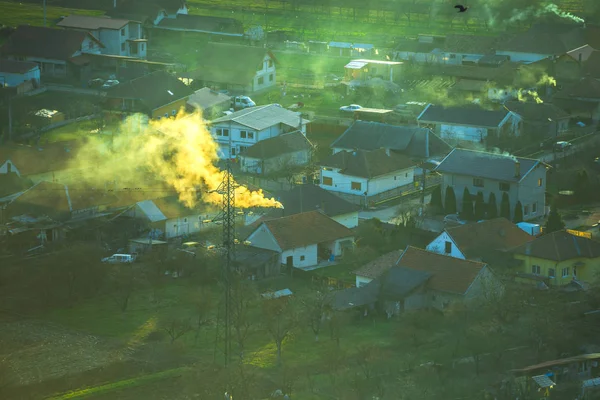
[515,254,600,285]
[151,98,188,119]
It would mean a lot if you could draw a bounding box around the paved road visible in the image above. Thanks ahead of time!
[359,194,444,232]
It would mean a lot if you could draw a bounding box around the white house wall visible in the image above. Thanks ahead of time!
[163,213,220,239]
[0,67,40,87]
[425,231,466,259]
[0,160,20,176]
[356,275,373,288]
[367,168,414,195]
[281,244,318,267]
[332,212,359,229]
[254,54,277,92]
[495,51,550,64]
[247,224,282,252]
[439,124,489,142]
[320,167,413,196]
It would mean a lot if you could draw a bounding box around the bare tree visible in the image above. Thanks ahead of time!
[163,317,192,344]
[189,286,214,344]
[356,344,380,381]
[262,297,299,366]
[327,310,349,347]
[301,290,329,341]
[107,265,138,312]
[230,276,258,359]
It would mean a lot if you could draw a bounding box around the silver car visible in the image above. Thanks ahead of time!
[443,214,467,226]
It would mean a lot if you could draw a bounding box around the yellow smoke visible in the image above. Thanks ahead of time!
[68,111,282,209]
[517,89,544,104]
[537,74,557,87]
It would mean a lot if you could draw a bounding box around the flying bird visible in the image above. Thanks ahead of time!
[455,4,469,12]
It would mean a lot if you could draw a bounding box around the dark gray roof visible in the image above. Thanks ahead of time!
[320,149,416,179]
[266,184,360,218]
[157,14,243,35]
[434,148,542,183]
[330,121,451,158]
[233,246,278,268]
[241,131,312,159]
[330,281,380,311]
[504,101,570,122]
[377,267,431,301]
[417,104,511,128]
[496,23,590,55]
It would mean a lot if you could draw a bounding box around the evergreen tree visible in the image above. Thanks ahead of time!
[461,187,474,220]
[430,185,443,214]
[544,202,566,234]
[513,201,524,223]
[487,192,498,219]
[500,192,510,219]
[444,186,457,214]
[574,170,593,203]
[474,191,485,221]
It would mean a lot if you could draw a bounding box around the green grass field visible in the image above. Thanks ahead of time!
[0,1,102,27]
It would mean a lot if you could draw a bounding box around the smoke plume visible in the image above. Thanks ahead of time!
[509,3,585,24]
[69,112,282,209]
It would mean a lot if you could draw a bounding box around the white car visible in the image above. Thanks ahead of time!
[101,80,119,89]
[102,253,136,263]
[340,104,362,112]
[443,214,467,226]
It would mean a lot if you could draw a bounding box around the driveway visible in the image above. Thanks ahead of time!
[359,194,444,233]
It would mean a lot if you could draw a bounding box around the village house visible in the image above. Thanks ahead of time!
[528,45,597,83]
[503,101,570,139]
[186,87,232,119]
[392,34,445,63]
[105,70,193,119]
[0,25,104,79]
[186,43,277,93]
[154,14,244,37]
[107,0,188,26]
[245,211,355,270]
[426,217,535,263]
[57,15,147,59]
[435,148,549,221]
[511,230,600,287]
[238,131,313,176]
[328,42,374,57]
[122,196,222,240]
[349,246,502,314]
[209,104,309,160]
[552,77,600,123]
[583,50,600,79]
[0,60,40,91]
[343,59,403,83]
[417,104,522,144]
[437,34,504,65]
[319,148,417,206]
[495,23,600,64]
[264,184,361,229]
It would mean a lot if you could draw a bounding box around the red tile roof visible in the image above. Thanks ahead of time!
[258,211,354,251]
[511,230,600,261]
[446,217,535,259]
[0,142,82,176]
[353,249,404,279]
[0,59,38,74]
[396,247,486,295]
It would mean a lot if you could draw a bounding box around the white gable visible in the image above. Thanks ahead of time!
[425,231,465,259]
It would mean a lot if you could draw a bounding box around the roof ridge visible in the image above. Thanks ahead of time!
[406,245,487,266]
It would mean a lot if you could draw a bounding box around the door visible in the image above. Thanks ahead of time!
[286,256,293,269]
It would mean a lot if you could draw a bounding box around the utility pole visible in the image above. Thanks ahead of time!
[43,0,47,27]
[0,76,11,143]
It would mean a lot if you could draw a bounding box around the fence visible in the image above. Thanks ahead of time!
[291,266,355,289]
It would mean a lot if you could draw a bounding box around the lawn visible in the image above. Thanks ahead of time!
[43,119,106,143]
[0,1,103,27]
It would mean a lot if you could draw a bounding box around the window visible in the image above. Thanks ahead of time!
[164,113,168,118]
[121,28,125,36]
[473,178,484,187]
[300,255,305,261]
[183,218,187,223]
[562,267,570,277]
[239,146,247,154]
[322,176,333,186]
[532,202,537,214]
[257,63,263,71]
[141,43,145,51]
[444,241,452,254]
[171,110,177,116]
[88,41,94,50]
[269,74,274,82]
[499,182,510,191]
[240,130,247,139]
[524,205,529,215]
[549,268,555,278]
[247,132,254,139]
[532,265,541,275]
[121,43,126,52]
[449,54,456,59]
[231,147,236,156]
[217,128,229,137]
[156,116,161,120]
[351,181,362,191]
[268,60,273,67]
[538,178,543,187]
[258,77,264,85]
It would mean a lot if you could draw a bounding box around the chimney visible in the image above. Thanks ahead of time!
[514,160,521,178]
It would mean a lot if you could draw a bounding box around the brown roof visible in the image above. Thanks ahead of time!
[0,142,81,176]
[512,353,600,374]
[446,218,535,260]
[0,59,38,74]
[583,52,600,79]
[553,77,600,100]
[442,34,502,54]
[57,15,131,30]
[504,101,570,122]
[396,247,486,295]
[151,196,218,219]
[418,63,518,84]
[258,211,354,251]
[319,148,416,179]
[1,25,104,61]
[353,249,404,279]
[511,230,600,262]
[6,181,71,221]
[242,131,313,160]
[566,45,597,62]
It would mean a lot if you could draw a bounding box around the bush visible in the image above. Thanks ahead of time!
[444,186,457,215]
[474,191,485,221]
[487,192,498,219]
[513,201,523,223]
[500,192,510,219]
[430,185,443,214]
[461,187,474,220]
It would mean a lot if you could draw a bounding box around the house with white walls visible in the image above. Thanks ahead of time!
[239,131,313,175]
[107,0,188,26]
[57,15,146,58]
[417,103,522,144]
[264,184,361,229]
[434,148,550,221]
[245,211,355,270]
[0,60,40,88]
[426,217,534,262]
[319,148,417,206]
[343,59,403,83]
[210,104,309,159]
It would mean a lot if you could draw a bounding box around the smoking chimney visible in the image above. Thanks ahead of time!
[514,160,521,178]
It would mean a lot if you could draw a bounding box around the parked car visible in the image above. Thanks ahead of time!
[88,78,104,88]
[554,141,572,151]
[594,156,600,165]
[340,104,362,112]
[232,95,255,110]
[101,80,119,89]
[102,253,136,263]
[444,214,467,226]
